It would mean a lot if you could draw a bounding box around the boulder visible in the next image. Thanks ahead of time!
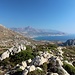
[0,50,10,60]
[43,51,53,59]
[22,69,28,75]
[56,57,63,66]
[28,65,35,72]
[64,60,73,66]
[20,66,25,70]
[20,44,26,50]
[50,73,59,75]
[20,61,27,70]
[36,67,42,71]
[33,56,48,66]
[26,66,30,69]
[27,59,32,63]
[58,66,70,75]
[0,44,26,60]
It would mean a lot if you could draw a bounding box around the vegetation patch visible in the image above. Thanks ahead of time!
[63,62,75,75]
[28,69,45,75]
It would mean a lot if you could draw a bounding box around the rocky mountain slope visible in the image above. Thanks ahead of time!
[1,43,75,75]
[64,39,75,46]
[0,24,75,75]
[11,26,65,38]
[0,24,35,47]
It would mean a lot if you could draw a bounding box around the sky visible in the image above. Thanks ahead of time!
[0,0,75,33]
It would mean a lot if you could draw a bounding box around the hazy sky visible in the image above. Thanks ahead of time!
[0,0,75,33]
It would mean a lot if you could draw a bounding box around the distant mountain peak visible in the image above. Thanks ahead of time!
[11,26,66,38]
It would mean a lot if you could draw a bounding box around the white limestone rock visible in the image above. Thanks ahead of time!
[0,44,26,60]
[59,66,70,75]
[26,66,30,69]
[22,69,28,75]
[56,57,63,66]
[0,50,10,60]
[17,46,21,52]
[57,46,63,51]
[8,47,14,53]
[20,66,25,70]
[20,61,27,70]
[64,60,73,66]
[43,51,53,59]
[27,59,32,63]
[36,67,42,71]
[33,56,48,66]
[50,73,59,75]
[28,65,35,72]
[20,44,26,50]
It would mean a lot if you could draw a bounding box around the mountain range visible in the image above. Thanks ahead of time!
[11,26,65,38]
[0,24,33,47]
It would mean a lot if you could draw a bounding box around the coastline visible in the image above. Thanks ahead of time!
[32,34,75,42]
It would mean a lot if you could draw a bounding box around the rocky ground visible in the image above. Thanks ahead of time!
[0,25,75,75]
[0,43,75,75]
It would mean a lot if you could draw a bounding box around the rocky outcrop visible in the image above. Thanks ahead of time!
[28,65,36,72]
[0,44,26,60]
[4,46,71,75]
[20,61,27,70]
[64,39,75,46]
[22,47,70,75]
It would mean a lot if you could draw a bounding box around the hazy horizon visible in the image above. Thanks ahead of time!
[0,0,75,34]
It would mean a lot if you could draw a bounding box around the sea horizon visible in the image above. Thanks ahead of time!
[33,34,75,42]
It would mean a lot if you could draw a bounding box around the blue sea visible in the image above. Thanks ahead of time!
[34,34,75,42]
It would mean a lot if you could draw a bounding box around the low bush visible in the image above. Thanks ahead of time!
[10,50,34,65]
[63,62,75,75]
[28,69,45,75]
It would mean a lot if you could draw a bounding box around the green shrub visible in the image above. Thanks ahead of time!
[10,50,34,65]
[0,58,10,66]
[28,69,45,75]
[40,62,47,74]
[63,62,75,75]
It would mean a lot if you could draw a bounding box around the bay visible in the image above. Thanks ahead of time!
[33,34,75,42]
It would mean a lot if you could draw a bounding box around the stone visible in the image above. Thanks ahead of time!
[0,50,10,60]
[64,60,73,66]
[20,66,25,70]
[27,59,32,63]
[36,67,42,71]
[20,61,27,70]
[50,73,59,75]
[26,66,30,69]
[20,44,26,50]
[59,66,70,75]
[22,61,27,68]
[22,69,28,75]
[28,65,35,72]
[56,57,63,66]
[0,44,27,60]
[33,56,48,66]
[43,51,53,59]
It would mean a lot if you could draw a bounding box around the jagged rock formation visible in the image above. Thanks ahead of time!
[0,44,26,60]
[3,46,75,75]
[19,47,70,75]
[64,39,75,46]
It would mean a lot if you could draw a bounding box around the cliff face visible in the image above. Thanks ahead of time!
[64,39,75,46]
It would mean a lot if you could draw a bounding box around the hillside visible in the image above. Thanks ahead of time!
[11,26,65,38]
[0,24,37,48]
